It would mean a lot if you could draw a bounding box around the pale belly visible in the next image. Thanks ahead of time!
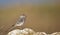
[15,22,24,26]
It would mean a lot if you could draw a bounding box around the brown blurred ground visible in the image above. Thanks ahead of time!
[0,4,60,35]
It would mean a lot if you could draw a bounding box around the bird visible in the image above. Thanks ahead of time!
[8,14,26,31]
[15,14,26,27]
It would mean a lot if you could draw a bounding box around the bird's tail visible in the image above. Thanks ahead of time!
[7,25,16,32]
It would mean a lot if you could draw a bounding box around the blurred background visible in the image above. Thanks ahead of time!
[0,0,60,35]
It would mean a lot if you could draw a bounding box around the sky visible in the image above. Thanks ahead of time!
[0,0,57,9]
[0,0,55,5]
